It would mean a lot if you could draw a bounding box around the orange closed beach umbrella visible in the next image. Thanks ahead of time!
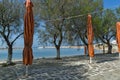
[87,14,94,63]
[116,22,120,58]
[23,0,34,76]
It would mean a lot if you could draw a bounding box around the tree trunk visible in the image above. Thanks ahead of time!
[84,45,89,56]
[56,47,61,59]
[103,44,105,54]
[107,43,112,54]
[84,46,87,55]
[7,45,13,64]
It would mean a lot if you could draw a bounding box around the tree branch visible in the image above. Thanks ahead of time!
[11,32,23,45]
[7,25,10,38]
[53,34,57,47]
[2,33,10,46]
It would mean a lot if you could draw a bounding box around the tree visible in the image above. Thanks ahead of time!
[95,9,117,54]
[37,0,76,59]
[36,0,104,58]
[66,0,103,49]
[0,0,23,64]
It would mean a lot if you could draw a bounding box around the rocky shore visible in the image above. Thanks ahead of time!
[0,53,120,80]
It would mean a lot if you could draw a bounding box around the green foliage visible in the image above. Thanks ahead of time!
[95,9,116,44]
[0,0,23,41]
[116,7,120,21]
[36,0,103,46]
[37,0,72,46]
[0,0,23,64]
[66,0,103,45]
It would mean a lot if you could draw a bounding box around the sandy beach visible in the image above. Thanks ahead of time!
[0,53,120,80]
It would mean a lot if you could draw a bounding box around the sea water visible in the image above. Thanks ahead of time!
[0,48,102,61]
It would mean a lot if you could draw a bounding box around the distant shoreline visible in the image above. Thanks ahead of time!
[0,48,23,50]
[38,46,84,49]
[0,46,84,50]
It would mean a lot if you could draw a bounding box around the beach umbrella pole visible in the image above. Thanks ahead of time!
[89,57,92,63]
[25,65,28,76]
[119,53,120,59]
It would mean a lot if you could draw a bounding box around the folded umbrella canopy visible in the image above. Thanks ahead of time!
[87,14,94,63]
[23,0,34,76]
[116,22,120,58]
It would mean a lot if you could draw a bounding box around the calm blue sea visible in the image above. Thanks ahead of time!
[0,48,102,61]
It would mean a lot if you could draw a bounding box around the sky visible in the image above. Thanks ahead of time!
[103,0,120,9]
[2,0,120,48]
